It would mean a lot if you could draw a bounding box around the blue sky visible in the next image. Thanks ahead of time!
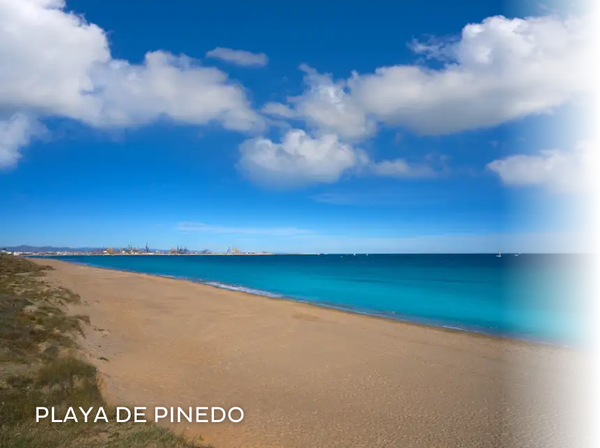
[0,0,593,253]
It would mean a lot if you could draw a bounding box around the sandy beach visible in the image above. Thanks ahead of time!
[32,259,589,448]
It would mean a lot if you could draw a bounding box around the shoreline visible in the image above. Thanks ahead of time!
[34,256,574,350]
[28,258,587,447]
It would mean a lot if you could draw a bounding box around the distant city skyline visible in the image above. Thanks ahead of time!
[1,230,589,255]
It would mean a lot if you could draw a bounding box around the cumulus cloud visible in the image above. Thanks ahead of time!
[238,129,365,187]
[206,47,268,67]
[238,129,438,187]
[0,115,43,168]
[486,141,596,193]
[87,52,262,130]
[0,0,262,167]
[0,0,109,121]
[262,65,376,141]
[349,14,593,135]
[2,0,593,187]
[271,15,592,137]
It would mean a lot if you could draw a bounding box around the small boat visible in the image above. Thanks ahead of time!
[496,251,502,258]
[514,253,519,257]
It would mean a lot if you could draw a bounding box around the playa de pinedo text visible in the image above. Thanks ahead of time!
[36,406,244,423]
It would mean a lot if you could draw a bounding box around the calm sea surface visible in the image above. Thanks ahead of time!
[48,254,589,346]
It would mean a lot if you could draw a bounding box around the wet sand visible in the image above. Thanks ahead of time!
[34,258,589,448]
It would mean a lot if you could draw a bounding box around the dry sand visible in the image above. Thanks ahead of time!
[34,259,589,448]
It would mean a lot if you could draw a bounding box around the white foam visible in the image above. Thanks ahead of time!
[203,281,284,299]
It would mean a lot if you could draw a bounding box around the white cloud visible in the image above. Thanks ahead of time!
[487,140,596,193]
[238,129,438,187]
[206,47,268,67]
[87,51,262,130]
[271,14,592,137]
[0,0,262,167]
[0,0,110,121]
[348,14,593,135]
[0,114,42,168]
[176,222,312,236]
[2,0,593,188]
[262,65,376,140]
[238,129,365,187]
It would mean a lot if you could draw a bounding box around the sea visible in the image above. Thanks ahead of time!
[48,254,590,347]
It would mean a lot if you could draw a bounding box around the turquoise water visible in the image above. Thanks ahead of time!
[49,254,589,346]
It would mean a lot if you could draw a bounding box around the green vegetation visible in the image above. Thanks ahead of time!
[0,254,211,448]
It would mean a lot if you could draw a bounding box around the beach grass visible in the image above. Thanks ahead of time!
[0,254,212,448]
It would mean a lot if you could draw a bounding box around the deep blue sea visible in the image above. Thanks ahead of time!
[48,254,589,347]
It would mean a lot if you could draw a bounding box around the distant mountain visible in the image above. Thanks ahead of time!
[1,245,210,253]
[1,245,103,252]
[2,245,259,255]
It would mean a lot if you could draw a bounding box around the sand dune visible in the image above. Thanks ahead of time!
[34,259,589,448]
